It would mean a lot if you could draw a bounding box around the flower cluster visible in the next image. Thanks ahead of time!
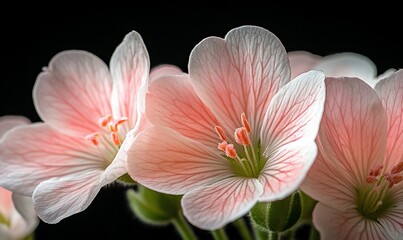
[0,26,401,240]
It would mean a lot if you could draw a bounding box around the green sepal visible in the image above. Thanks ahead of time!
[117,173,136,185]
[126,185,182,225]
[249,201,270,232]
[267,191,302,232]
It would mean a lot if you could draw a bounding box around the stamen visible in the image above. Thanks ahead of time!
[391,162,403,174]
[366,176,378,184]
[218,141,228,151]
[369,165,383,177]
[215,126,227,141]
[241,113,251,133]
[111,132,120,145]
[234,127,251,146]
[385,174,403,188]
[85,132,100,146]
[225,144,237,159]
[98,114,113,127]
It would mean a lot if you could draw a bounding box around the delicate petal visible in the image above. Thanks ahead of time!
[374,70,403,169]
[127,127,234,195]
[287,51,321,79]
[317,77,387,185]
[258,142,318,201]
[110,31,150,131]
[301,152,356,210]
[0,187,13,217]
[261,70,325,152]
[378,186,403,239]
[11,194,39,238]
[149,64,183,82]
[189,25,290,142]
[313,52,377,81]
[33,51,113,137]
[0,124,107,196]
[182,177,262,230]
[146,75,220,149]
[0,116,30,137]
[33,169,103,223]
[100,126,142,185]
[313,203,394,240]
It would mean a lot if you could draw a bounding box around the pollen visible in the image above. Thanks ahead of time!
[85,132,100,146]
[225,144,237,159]
[241,113,251,133]
[215,126,227,141]
[234,127,251,146]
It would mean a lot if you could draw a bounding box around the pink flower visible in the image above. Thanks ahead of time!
[288,51,396,87]
[0,31,159,223]
[127,26,326,230]
[0,116,38,240]
[301,70,403,239]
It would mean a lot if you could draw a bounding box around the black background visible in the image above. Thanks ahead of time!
[1,5,402,240]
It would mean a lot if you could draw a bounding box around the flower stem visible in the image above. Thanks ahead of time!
[251,225,268,240]
[309,225,320,240]
[268,231,279,240]
[211,228,228,240]
[234,218,253,240]
[172,212,197,240]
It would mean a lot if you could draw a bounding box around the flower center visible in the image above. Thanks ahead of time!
[215,113,265,178]
[356,162,402,221]
[85,114,128,164]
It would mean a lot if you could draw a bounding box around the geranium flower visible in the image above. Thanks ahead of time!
[0,31,153,223]
[0,116,38,240]
[127,25,326,230]
[301,70,402,239]
[288,51,396,87]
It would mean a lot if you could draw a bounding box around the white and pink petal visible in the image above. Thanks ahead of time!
[146,75,220,149]
[127,127,234,195]
[287,51,321,79]
[33,51,113,137]
[0,116,30,137]
[182,177,263,230]
[33,169,103,223]
[189,25,291,143]
[0,123,107,196]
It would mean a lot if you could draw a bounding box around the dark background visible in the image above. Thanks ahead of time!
[1,6,402,240]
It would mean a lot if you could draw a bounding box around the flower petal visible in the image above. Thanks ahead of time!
[11,193,39,238]
[374,70,403,169]
[0,124,107,196]
[127,127,234,195]
[258,142,318,201]
[0,116,30,137]
[182,177,262,230]
[313,52,377,82]
[301,152,356,210]
[0,187,13,217]
[33,51,113,137]
[110,31,150,132]
[288,51,321,79]
[189,25,290,143]
[146,75,220,149]
[313,203,394,240]
[261,70,325,151]
[149,64,183,82]
[33,169,103,223]
[317,77,387,185]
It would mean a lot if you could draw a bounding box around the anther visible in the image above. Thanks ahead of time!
[98,114,113,127]
[234,127,251,146]
[225,144,237,159]
[369,165,383,177]
[241,113,251,133]
[111,132,120,145]
[85,132,100,146]
[391,162,403,174]
[215,126,227,141]
[218,141,228,151]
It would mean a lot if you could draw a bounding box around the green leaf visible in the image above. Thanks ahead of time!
[126,185,182,225]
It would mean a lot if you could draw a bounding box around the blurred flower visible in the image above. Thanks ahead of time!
[288,51,396,87]
[0,116,38,240]
[301,70,402,239]
[0,31,153,224]
[127,25,326,230]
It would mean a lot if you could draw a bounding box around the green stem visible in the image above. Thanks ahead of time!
[211,228,228,240]
[252,225,268,240]
[268,231,279,240]
[234,218,253,240]
[172,212,197,240]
